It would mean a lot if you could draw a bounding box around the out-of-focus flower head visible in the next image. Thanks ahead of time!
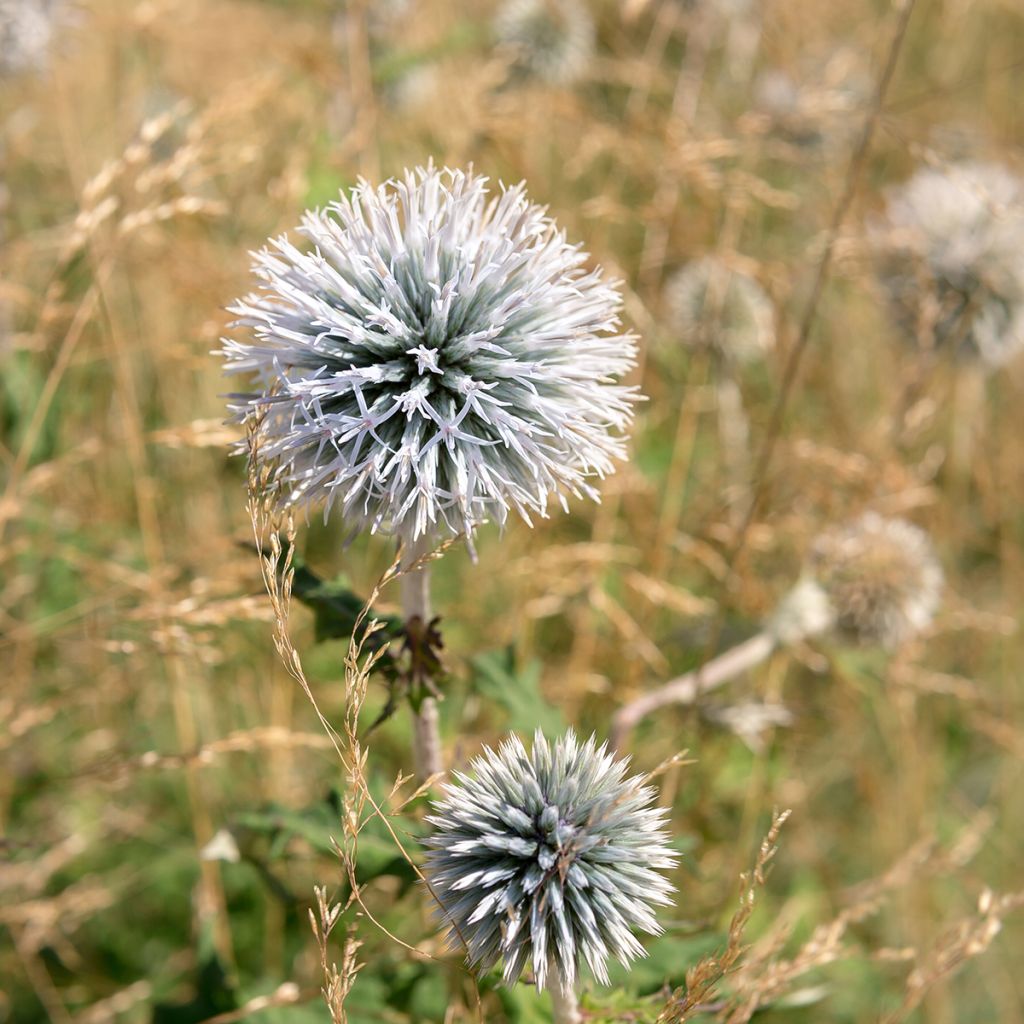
[803,513,943,651]
[0,0,63,76]
[494,0,595,85]
[752,49,869,151]
[424,731,677,991]
[663,257,775,365]
[875,160,1024,369]
[222,165,638,550]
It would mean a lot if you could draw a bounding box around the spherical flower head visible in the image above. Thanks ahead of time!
[424,731,677,992]
[663,257,775,365]
[494,0,595,86]
[221,166,638,549]
[0,0,62,76]
[753,53,869,152]
[876,161,1024,369]
[806,513,943,650]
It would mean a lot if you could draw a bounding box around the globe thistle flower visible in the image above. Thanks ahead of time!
[0,0,62,76]
[663,257,774,365]
[804,513,943,650]
[424,730,677,993]
[494,0,595,86]
[221,165,638,549]
[875,161,1024,369]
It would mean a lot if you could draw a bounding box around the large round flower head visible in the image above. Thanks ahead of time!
[221,166,638,549]
[424,730,677,992]
[805,513,943,650]
[494,0,595,86]
[663,257,775,365]
[876,160,1024,369]
[0,0,62,76]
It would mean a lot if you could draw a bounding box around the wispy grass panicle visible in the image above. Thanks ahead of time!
[424,730,677,996]
[222,165,638,550]
[494,0,595,85]
[875,160,1024,369]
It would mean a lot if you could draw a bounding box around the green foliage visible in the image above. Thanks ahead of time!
[469,648,564,735]
[290,554,403,648]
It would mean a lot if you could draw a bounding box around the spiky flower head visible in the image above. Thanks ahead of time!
[875,160,1024,369]
[424,730,677,992]
[803,513,943,650]
[663,257,775,365]
[0,0,62,76]
[494,0,595,85]
[221,165,637,549]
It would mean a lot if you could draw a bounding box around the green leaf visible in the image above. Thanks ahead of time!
[290,553,403,647]
[151,951,236,1024]
[470,648,564,734]
[234,795,418,891]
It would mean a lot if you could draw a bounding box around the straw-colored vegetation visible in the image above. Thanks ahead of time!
[3,0,1024,1021]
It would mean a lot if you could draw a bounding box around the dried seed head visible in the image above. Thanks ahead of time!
[221,165,638,548]
[663,257,775,365]
[494,0,595,85]
[875,161,1024,369]
[424,730,677,992]
[806,513,943,650]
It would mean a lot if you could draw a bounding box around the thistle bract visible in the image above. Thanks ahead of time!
[222,166,637,547]
[806,513,943,650]
[875,161,1024,369]
[494,0,595,85]
[424,731,677,991]
[663,257,774,365]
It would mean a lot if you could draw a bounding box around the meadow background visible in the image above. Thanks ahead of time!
[3,0,1024,1021]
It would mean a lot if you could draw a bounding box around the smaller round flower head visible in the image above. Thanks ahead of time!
[753,53,869,152]
[876,161,1024,369]
[494,0,595,86]
[663,257,775,365]
[0,0,62,76]
[805,513,943,650]
[424,731,677,992]
[221,165,638,549]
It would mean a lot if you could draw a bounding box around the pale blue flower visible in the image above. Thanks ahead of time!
[222,165,638,547]
[424,731,677,991]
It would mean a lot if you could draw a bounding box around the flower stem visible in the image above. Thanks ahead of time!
[610,630,777,752]
[400,555,443,780]
[549,977,581,1024]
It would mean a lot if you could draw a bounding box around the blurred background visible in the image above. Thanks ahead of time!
[2,0,1024,1021]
